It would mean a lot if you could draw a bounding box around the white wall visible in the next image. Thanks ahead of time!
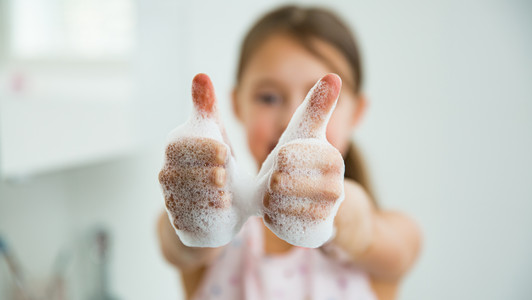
[1,0,531,299]
[336,1,532,299]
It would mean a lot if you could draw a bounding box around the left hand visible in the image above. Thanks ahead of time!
[258,74,345,247]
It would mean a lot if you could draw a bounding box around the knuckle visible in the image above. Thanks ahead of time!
[328,148,344,170]
[158,168,176,189]
[333,161,344,174]
[164,142,180,159]
[322,176,343,200]
[165,137,228,167]
[171,217,181,230]
[158,169,168,183]
[309,203,330,220]
[164,139,192,162]
[164,194,176,208]
[262,192,271,209]
[324,187,342,201]
[277,143,301,160]
[263,213,273,225]
[164,195,185,218]
[269,171,283,192]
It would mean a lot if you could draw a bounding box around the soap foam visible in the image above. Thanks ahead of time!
[160,110,255,247]
[160,75,344,248]
[258,140,345,248]
[256,78,345,248]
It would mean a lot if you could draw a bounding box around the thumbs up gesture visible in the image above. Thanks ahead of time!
[159,74,241,247]
[257,74,345,248]
[159,73,345,248]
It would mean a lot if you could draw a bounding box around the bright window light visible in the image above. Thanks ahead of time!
[9,0,135,60]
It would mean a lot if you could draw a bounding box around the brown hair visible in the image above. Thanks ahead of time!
[235,5,378,207]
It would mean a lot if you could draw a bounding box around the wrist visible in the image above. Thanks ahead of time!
[331,180,375,260]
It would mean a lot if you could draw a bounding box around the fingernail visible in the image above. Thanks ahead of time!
[216,145,227,165]
[213,167,226,187]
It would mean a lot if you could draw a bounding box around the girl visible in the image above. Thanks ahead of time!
[158,5,422,300]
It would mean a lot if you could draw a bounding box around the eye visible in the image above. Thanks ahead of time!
[255,91,282,105]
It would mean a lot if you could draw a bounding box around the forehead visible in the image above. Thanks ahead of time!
[240,33,353,89]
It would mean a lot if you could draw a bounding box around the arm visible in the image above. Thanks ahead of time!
[330,179,423,281]
[254,73,422,280]
[157,211,225,298]
[157,211,224,272]
[157,74,231,271]
[157,74,235,298]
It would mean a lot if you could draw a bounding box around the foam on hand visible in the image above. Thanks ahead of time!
[159,73,345,249]
[159,74,255,247]
[256,74,345,248]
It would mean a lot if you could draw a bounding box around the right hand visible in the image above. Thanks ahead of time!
[158,74,236,246]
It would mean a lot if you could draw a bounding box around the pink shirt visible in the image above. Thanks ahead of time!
[192,217,377,300]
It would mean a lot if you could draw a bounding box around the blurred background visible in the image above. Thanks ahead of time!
[0,0,531,299]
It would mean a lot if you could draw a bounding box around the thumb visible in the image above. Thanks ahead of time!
[192,73,218,120]
[281,73,342,142]
[191,73,234,153]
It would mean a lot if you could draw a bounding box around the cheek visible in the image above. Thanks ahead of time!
[245,115,274,165]
[326,112,352,156]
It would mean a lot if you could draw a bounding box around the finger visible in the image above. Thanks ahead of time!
[276,142,344,175]
[190,74,235,152]
[212,167,226,188]
[165,138,228,167]
[192,73,218,119]
[160,171,231,211]
[164,189,231,211]
[269,171,343,202]
[281,73,342,141]
[159,166,227,192]
[159,169,231,210]
[263,193,331,221]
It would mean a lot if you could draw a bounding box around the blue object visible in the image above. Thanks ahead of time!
[0,236,7,253]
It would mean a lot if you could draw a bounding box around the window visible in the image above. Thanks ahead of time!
[9,0,135,60]
[0,0,137,178]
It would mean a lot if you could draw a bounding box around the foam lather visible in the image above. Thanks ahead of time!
[159,73,345,248]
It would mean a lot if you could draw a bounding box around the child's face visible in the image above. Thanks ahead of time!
[233,33,366,168]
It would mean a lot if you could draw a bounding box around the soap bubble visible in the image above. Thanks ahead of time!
[257,74,345,248]
[159,73,345,248]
